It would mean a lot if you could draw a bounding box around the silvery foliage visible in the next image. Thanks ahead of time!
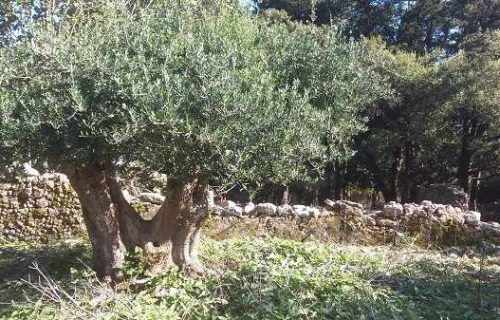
[0,0,382,189]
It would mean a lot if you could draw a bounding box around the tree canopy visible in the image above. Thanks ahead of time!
[0,0,383,187]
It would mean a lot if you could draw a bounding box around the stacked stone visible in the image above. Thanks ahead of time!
[0,173,83,242]
[211,199,500,243]
[1,172,499,244]
[211,200,327,219]
[324,200,499,243]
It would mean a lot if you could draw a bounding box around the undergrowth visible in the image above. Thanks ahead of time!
[0,237,499,319]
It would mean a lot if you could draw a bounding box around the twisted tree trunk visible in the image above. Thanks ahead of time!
[67,165,126,283]
[148,178,209,275]
[66,164,210,281]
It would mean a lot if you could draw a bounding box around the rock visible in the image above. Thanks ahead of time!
[45,180,55,189]
[433,205,447,217]
[444,205,465,225]
[367,210,383,218]
[347,206,364,218]
[376,219,398,228]
[420,200,433,207]
[403,203,421,216]
[277,205,294,217]
[363,215,377,226]
[122,189,136,203]
[383,201,404,219]
[292,205,319,218]
[56,173,70,184]
[341,200,364,210]
[326,199,364,211]
[224,201,243,217]
[323,199,335,209]
[479,222,500,238]
[243,202,256,215]
[255,203,277,216]
[22,163,40,177]
[138,192,165,204]
[464,211,481,226]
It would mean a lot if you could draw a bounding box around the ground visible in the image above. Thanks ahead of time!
[0,236,499,319]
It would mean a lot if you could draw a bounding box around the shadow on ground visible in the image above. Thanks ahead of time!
[0,238,499,319]
[0,241,92,315]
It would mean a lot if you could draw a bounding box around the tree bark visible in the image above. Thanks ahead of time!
[281,185,289,205]
[150,178,209,275]
[458,133,472,195]
[67,164,211,281]
[389,146,403,202]
[67,165,126,283]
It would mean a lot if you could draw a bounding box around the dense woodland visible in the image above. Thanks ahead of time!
[254,0,500,211]
[0,0,499,282]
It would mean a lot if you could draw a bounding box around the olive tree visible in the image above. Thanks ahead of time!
[0,0,379,281]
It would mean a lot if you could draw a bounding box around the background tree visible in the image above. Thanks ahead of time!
[347,38,442,202]
[436,31,500,205]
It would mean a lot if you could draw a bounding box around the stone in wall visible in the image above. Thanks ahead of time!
[0,173,83,242]
[417,184,469,209]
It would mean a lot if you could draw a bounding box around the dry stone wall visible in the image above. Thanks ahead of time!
[1,173,499,245]
[210,199,500,244]
[0,173,83,242]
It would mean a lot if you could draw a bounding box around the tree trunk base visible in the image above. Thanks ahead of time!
[67,165,210,282]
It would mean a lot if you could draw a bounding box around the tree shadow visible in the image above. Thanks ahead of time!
[0,241,92,314]
[208,253,500,319]
[371,257,500,319]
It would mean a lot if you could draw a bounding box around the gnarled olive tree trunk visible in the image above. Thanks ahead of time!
[146,178,209,275]
[66,164,210,282]
[67,165,126,283]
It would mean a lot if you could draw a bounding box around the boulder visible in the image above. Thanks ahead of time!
[464,211,481,226]
[444,205,465,225]
[224,201,243,217]
[376,219,398,228]
[323,199,335,209]
[479,222,500,238]
[433,204,448,217]
[277,205,294,217]
[255,203,277,216]
[122,189,136,203]
[383,201,404,219]
[22,163,40,177]
[243,202,256,215]
[362,215,377,226]
[340,200,364,210]
[292,205,319,218]
[403,203,421,216]
[325,199,364,211]
[138,193,165,205]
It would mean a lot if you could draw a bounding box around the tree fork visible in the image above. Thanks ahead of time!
[67,164,212,280]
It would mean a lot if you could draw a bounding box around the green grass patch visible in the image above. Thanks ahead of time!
[0,237,499,319]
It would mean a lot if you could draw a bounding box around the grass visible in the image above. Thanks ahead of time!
[0,236,499,320]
